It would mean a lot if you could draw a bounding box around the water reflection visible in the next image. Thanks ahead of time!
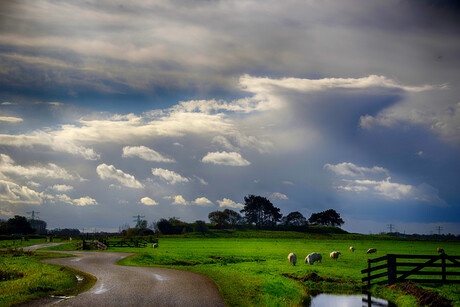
[304,293,397,307]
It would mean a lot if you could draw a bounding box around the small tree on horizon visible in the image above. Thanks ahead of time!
[281,211,307,227]
[308,209,344,227]
[240,195,282,228]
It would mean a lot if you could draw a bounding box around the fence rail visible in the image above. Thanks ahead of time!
[362,253,460,287]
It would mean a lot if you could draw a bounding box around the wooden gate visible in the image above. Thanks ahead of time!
[362,254,460,287]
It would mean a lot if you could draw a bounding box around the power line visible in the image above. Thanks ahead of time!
[435,226,443,236]
[26,210,40,220]
[133,215,145,224]
[387,224,395,233]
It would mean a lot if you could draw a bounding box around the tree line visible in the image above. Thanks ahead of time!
[156,194,344,235]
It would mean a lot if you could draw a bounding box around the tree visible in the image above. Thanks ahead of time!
[208,209,242,229]
[29,219,47,234]
[223,209,242,227]
[208,210,229,228]
[308,209,344,227]
[135,219,148,230]
[194,220,208,234]
[4,216,34,234]
[156,218,175,234]
[281,211,307,226]
[240,195,282,228]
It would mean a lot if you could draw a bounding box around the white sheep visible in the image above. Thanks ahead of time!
[349,246,354,252]
[330,251,341,260]
[366,248,377,254]
[305,253,322,265]
[288,253,297,266]
[152,243,159,248]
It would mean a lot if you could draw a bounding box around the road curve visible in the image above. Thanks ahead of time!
[23,245,225,307]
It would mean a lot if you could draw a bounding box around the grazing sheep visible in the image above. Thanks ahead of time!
[330,251,341,260]
[288,253,297,266]
[437,247,445,254]
[366,248,377,254]
[153,243,159,248]
[349,246,354,252]
[305,253,322,265]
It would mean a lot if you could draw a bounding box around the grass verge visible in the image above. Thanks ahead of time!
[0,249,96,307]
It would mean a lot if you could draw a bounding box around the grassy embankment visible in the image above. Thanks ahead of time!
[0,240,96,307]
[109,231,460,306]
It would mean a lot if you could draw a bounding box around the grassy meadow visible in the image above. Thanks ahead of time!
[110,232,460,306]
[0,248,96,307]
[2,231,459,306]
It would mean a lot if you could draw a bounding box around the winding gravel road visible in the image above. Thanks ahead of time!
[23,244,225,307]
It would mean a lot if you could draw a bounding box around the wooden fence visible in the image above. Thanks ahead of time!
[98,238,148,248]
[362,253,460,287]
[76,240,107,250]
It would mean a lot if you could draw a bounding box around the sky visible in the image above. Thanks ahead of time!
[0,0,459,234]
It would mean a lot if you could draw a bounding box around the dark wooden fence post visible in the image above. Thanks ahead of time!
[441,253,446,283]
[367,259,371,288]
[387,254,396,285]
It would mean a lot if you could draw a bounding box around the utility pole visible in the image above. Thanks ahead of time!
[435,226,443,236]
[133,215,145,226]
[387,224,395,233]
[26,210,40,220]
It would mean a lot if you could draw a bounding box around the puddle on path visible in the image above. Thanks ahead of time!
[304,293,397,307]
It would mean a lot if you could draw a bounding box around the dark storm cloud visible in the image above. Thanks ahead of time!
[0,1,459,234]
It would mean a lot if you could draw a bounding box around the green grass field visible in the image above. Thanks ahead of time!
[0,248,96,307]
[112,233,460,306]
[2,232,460,306]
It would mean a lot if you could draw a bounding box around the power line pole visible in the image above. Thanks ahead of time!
[26,210,40,220]
[435,226,443,236]
[387,224,395,233]
[133,215,145,225]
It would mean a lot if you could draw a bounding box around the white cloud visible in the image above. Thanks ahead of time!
[140,197,158,206]
[165,195,188,205]
[122,145,175,163]
[352,177,415,200]
[202,151,250,166]
[49,184,74,192]
[324,162,389,177]
[0,154,79,181]
[0,116,23,123]
[270,192,288,200]
[212,135,238,151]
[338,185,369,192]
[193,197,213,206]
[360,97,460,145]
[217,198,244,209]
[283,181,295,185]
[240,74,435,96]
[359,114,397,129]
[0,132,100,160]
[151,168,189,184]
[193,176,208,186]
[96,163,144,189]
[55,194,98,206]
[27,181,41,188]
[0,179,44,205]
[328,162,445,205]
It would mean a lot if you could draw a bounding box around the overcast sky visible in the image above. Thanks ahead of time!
[1,0,459,234]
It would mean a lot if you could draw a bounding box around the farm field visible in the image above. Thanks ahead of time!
[109,234,460,306]
[3,232,460,306]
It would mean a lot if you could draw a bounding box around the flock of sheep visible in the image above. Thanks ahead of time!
[287,246,377,266]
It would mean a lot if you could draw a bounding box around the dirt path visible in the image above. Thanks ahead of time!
[23,244,225,307]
